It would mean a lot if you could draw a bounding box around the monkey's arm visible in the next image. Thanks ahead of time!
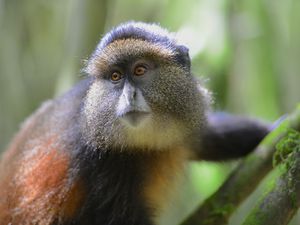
[193,113,270,161]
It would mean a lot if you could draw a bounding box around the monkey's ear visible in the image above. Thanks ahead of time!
[176,45,191,70]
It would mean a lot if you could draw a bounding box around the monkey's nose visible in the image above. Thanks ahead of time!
[122,81,137,105]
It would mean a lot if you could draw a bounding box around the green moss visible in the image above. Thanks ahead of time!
[243,209,268,225]
[201,201,234,225]
[273,129,300,168]
[274,128,300,209]
[210,203,234,217]
[289,190,297,208]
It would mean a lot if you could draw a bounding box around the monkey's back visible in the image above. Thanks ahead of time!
[0,78,92,224]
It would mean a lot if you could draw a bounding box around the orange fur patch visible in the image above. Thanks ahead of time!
[20,141,68,203]
[7,136,85,224]
[142,148,189,221]
[61,180,85,219]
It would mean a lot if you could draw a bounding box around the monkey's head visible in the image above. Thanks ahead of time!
[81,22,210,151]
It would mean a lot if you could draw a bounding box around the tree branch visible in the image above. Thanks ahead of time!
[242,129,300,225]
[180,105,300,225]
[242,152,300,224]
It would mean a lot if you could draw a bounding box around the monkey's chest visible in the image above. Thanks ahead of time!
[72,148,189,225]
[141,148,189,222]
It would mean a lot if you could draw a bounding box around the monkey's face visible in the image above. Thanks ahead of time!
[82,39,208,150]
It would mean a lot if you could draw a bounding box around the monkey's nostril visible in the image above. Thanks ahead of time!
[133,90,137,99]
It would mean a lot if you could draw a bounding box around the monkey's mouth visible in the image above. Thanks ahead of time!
[120,111,151,127]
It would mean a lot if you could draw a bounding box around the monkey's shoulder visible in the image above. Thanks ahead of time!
[0,78,92,162]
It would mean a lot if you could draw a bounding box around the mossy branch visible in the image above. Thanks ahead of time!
[242,129,300,225]
[180,105,300,225]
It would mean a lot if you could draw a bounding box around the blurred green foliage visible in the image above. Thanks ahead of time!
[0,0,299,224]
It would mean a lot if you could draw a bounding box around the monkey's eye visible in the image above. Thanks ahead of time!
[111,72,122,82]
[134,65,147,76]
